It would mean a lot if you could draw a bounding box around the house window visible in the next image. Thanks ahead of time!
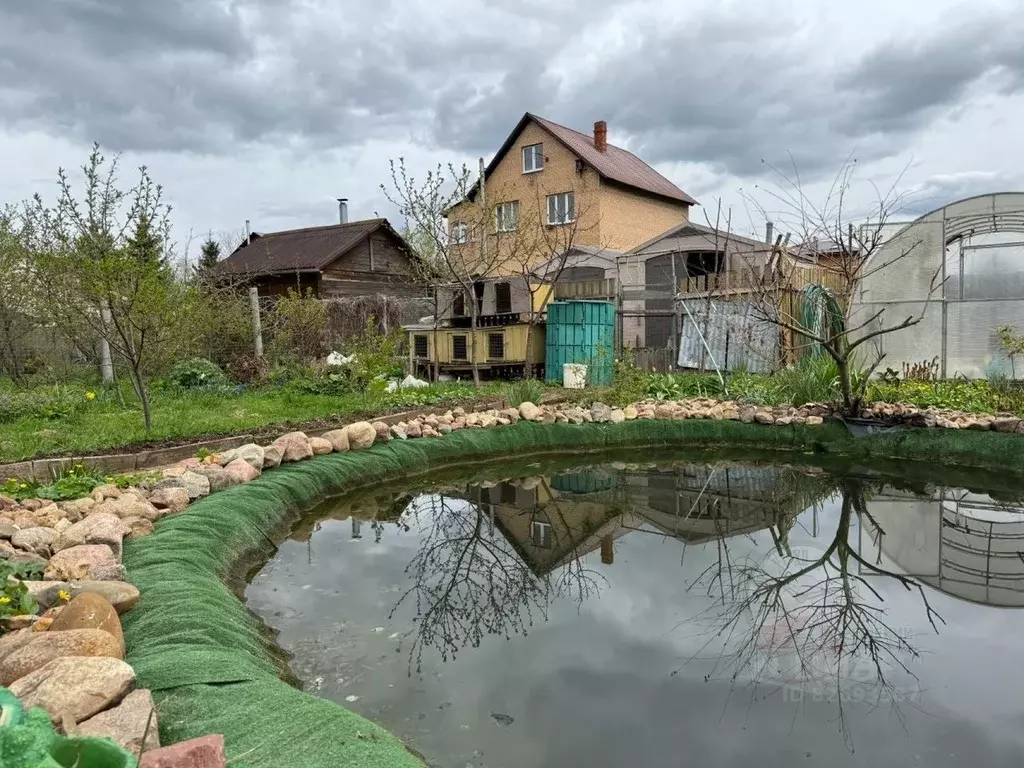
[452,291,465,316]
[495,281,512,313]
[452,334,468,360]
[531,520,552,548]
[413,335,428,358]
[494,201,519,233]
[451,221,468,244]
[547,192,575,225]
[487,332,505,360]
[522,144,544,173]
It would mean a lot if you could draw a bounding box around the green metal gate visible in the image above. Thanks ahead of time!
[545,300,616,386]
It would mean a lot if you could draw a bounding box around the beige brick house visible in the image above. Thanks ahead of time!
[445,112,697,276]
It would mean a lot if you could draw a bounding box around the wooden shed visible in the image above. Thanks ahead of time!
[215,218,425,299]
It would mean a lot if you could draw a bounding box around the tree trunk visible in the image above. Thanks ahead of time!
[127,363,152,431]
[470,300,481,387]
[523,310,534,380]
[835,350,856,415]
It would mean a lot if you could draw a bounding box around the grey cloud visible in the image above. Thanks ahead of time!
[836,13,1024,136]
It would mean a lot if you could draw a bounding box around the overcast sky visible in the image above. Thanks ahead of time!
[2,0,1023,260]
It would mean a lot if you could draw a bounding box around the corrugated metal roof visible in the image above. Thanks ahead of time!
[216,219,392,276]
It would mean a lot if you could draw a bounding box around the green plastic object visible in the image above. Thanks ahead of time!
[0,688,138,768]
[545,300,616,386]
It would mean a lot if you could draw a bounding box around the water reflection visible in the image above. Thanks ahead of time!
[250,458,1024,764]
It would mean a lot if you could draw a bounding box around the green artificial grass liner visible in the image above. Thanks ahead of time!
[120,419,1024,767]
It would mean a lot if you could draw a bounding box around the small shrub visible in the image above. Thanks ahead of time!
[0,561,40,630]
[169,358,227,389]
[773,356,843,406]
[607,355,648,406]
[502,379,545,407]
[268,289,328,363]
[226,354,269,385]
[645,372,722,401]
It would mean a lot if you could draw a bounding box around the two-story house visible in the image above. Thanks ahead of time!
[445,112,698,276]
[408,113,698,380]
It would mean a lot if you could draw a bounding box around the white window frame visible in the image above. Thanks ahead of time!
[522,144,544,174]
[494,201,519,233]
[547,192,575,225]
[451,221,468,245]
[531,520,552,548]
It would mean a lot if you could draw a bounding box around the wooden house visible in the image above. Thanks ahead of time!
[215,218,425,299]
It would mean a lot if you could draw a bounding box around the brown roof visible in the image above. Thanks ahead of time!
[466,113,697,207]
[530,115,697,205]
[216,219,406,276]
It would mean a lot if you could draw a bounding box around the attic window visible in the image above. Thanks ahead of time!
[523,144,544,174]
[452,291,465,316]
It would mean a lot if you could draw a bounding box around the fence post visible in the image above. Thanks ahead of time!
[249,286,264,358]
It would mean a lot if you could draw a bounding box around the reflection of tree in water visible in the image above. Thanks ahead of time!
[687,479,948,751]
[389,493,606,673]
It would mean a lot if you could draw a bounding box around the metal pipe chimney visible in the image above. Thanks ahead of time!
[337,198,349,225]
[765,221,774,245]
[245,219,251,245]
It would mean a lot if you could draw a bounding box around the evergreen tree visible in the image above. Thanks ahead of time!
[194,234,221,279]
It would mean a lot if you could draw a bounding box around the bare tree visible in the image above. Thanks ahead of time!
[682,479,942,751]
[739,159,939,414]
[0,205,37,382]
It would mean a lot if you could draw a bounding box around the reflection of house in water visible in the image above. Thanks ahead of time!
[464,464,828,577]
[860,489,1024,607]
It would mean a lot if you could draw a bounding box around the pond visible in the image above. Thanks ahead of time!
[246,450,1024,767]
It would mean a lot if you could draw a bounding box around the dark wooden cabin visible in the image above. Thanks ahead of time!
[215,218,425,298]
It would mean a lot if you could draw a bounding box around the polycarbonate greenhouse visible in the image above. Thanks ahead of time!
[852,192,1024,379]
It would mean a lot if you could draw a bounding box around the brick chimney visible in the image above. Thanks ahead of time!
[593,120,607,152]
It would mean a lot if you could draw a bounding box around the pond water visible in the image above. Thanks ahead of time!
[246,451,1024,767]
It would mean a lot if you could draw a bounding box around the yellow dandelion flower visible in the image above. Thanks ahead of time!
[58,590,71,602]
[19,483,27,489]
[85,392,96,400]
[0,596,10,605]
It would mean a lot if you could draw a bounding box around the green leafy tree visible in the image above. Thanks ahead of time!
[28,144,198,430]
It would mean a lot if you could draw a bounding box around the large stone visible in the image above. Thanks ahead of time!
[609,408,626,424]
[123,516,155,539]
[94,495,162,522]
[56,514,129,552]
[224,458,260,483]
[0,628,123,686]
[78,688,160,754]
[11,527,58,557]
[217,444,264,472]
[372,421,392,442]
[190,466,240,492]
[49,593,124,653]
[261,445,283,470]
[44,545,118,581]
[405,420,423,438]
[26,580,140,614]
[89,485,121,503]
[623,405,639,421]
[153,472,210,500]
[9,656,135,724]
[389,424,408,440]
[140,734,226,768]
[345,422,376,450]
[149,487,190,514]
[271,431,314,462]
[33,504,65,529]
[519,402,541,421]
[0,523,18,540]
[992,417,1021,434]
[57,498,96,522]
[0,628,34,661]
[309,437,334,456]
[590,402,613,423]
[321,429,350,453]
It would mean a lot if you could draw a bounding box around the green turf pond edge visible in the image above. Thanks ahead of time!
[120,419,1024,768]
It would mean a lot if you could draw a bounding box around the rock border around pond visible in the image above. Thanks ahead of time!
[2,397,1023,765]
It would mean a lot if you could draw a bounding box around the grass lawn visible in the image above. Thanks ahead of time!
[0,382,504,463]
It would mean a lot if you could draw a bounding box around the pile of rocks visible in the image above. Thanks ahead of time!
[862,400,1024,431]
